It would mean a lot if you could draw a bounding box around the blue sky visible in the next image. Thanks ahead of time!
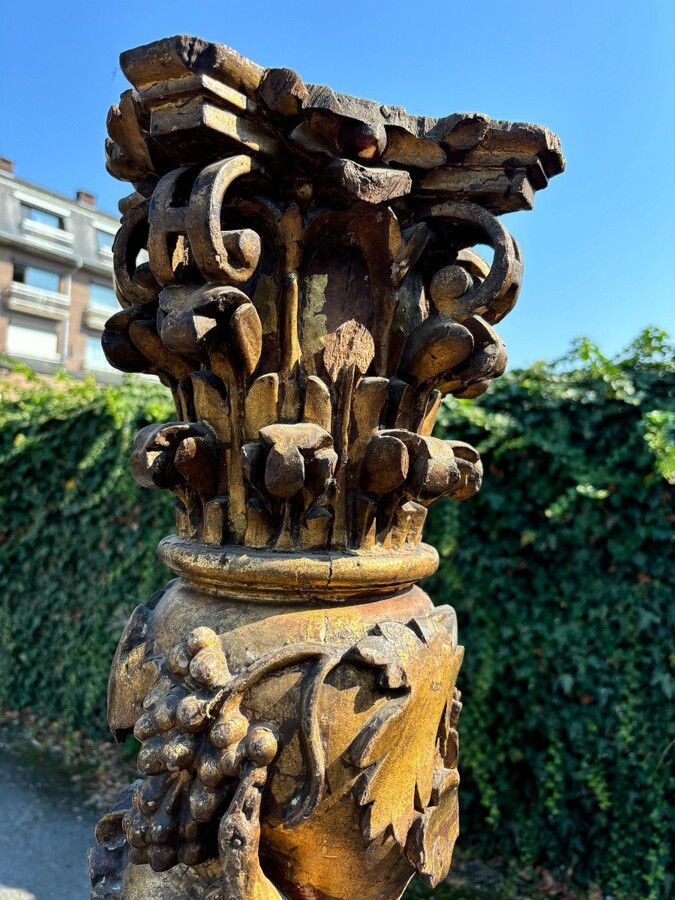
[1,0,673,367]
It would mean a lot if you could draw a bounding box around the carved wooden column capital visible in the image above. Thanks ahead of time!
[90,34,563,900]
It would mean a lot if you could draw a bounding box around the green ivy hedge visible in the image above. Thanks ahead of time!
[0,328,672,898]
[425,328,674,898]
[0,366,174,736]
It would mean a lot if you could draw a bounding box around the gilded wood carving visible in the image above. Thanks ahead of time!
[89,35,563,900]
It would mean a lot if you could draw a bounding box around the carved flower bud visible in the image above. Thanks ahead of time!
[130,422,216,495]
[159,283,263,376]
[265,444,305,498]
[449,315,507,397]
[453,379,491,399]
[219,229,261,275]
[304,448,339,497]
[399,318,474,388]
[101,307,151,373]
[409,437,461,502]
[363,434,410,496]
[259,423,337,500]
[447,442,483,500]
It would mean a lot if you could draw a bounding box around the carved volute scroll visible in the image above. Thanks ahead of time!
[90,35,563,900]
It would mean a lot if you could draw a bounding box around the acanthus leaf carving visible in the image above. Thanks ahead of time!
[102,153,528,554]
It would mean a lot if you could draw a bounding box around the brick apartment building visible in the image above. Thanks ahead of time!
[0,157,122,381]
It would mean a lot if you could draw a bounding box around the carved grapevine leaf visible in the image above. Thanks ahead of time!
[345,613,461,847]
[404,684,462,886]
[406,764,460,887]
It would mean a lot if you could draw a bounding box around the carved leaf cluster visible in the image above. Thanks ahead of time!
[91,33,565,555]
[345,609,463,861]
[102,165,511,552]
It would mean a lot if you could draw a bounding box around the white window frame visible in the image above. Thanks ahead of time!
[13,189,72,220]
[6,321,60,361]
[14,263,62,294]
[95,227,116,259]
[6,263,70,320]
[89,281,118,311]
[14,189,74,248]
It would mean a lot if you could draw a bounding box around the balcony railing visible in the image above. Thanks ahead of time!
[4,281,71,320]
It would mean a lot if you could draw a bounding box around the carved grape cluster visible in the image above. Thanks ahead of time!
[122,626,278,872]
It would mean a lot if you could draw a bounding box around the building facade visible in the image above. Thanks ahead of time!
[0,157,122,381]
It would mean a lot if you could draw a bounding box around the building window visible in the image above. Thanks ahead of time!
[85,336,113,371]
[13,264,61,293]
[89,282,117,310]
[96,230,115,253]
[20,203,64,230]
[6,323,59,360]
